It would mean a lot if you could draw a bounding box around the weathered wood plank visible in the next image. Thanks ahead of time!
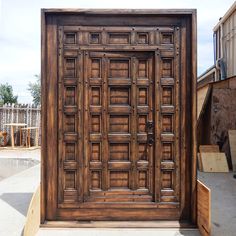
[201,152,229,172]
[199,145,220,153]
[197,84,211,121]
[229,130,236,171]
[24,186,40,236]
[197,180,211,236]
[197,153,203,171]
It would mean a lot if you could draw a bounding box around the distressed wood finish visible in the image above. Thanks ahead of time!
[41,9,197,224]
[197,180,211,236]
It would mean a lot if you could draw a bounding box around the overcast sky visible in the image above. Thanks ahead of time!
[0,0,235,103]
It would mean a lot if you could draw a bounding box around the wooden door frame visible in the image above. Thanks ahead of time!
[41,9,197,225]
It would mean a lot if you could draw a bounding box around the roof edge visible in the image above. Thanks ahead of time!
[41,8,196,15]
[213,2,236,31]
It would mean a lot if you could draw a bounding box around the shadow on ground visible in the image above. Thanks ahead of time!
[0,192,33,216]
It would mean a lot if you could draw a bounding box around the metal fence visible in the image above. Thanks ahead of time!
[0,104,41,146]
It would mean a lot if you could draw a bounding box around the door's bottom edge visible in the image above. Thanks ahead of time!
[40,220,197,229]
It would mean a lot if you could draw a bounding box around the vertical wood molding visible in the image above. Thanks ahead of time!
[191,10,198,224]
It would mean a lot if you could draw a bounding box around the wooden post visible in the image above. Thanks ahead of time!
[35,128,39,147]
[28,129,31,148]
[11,125,14,148]
[20,128,22,146]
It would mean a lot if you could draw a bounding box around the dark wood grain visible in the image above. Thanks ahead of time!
[40,9,46,224]
[45,15,58,219]
[41,9,197,225]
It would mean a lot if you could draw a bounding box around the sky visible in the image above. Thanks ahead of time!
[0,0,235,103]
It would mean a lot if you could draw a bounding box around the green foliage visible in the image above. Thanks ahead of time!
[28,75,41,106]
[0,83,18,104]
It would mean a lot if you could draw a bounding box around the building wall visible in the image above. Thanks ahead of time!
[210,86,236,168]
[214,4,236,79]
[223,10,236,78]
[197,77,236,169]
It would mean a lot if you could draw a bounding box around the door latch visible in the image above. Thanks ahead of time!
[146,121,154,130]
[147,120,154,146]
[147,135,154,146]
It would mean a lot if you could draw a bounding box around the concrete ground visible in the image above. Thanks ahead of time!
[37,228,200,236]
[0,148,236,235]
[198,171,236,236]
[0,164,40,236]
[0,147,40,162]
[0,148,40,236]
[0,148,40,181]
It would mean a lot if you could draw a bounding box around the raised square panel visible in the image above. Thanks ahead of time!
[65,86,76,106]
[138,88,148,105]
[64,32,76,44]
[138,143,148,161]
[162,59,173,78]
[110,143,129,161]
[91,87,101,105]
[110,87,130,105]
[91,59,101,78]
[65,115,76,132]
[90,171,101,190]
[162,115,173,133]
[91,115,101,133]
[109,115,129,133]
[162,87,173,105]
[109,171,129,189]
[65,143,76,161]
[138,60,148,78]
[138,33,149,44]
[139,171,148,189]
[90,33,101,44]
[161,33,173,44]
[161,171,173,189]
[162,142,173,161]
[138,115,147,133]
[91,143,101,162]
[108,33,130,44]
[64,58,76,77]
[65,171,76,189]
[109,60,129,78]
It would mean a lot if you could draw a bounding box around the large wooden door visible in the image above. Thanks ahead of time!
[84,51,155,203]
[42,10,197,223]
[57,48,181,220]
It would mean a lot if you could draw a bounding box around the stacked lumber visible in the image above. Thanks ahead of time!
[198,145,229,172]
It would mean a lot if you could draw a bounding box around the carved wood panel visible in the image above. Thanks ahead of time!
[83,51,155,202]
[56,24,183,219]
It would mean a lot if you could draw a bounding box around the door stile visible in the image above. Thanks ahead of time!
[154,51,161,202]
[83,51,89,201]
[174,27,181,203]
[78,50,84,202]
[45,16,58,219]
[147,56,154,195]
[131,57,137,190]
[58,25,64,205]
[102,55,109,191]
[180,23,187,215]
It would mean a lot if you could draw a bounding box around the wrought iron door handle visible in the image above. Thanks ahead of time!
[148,135,154,146]
[147,120,154,146]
